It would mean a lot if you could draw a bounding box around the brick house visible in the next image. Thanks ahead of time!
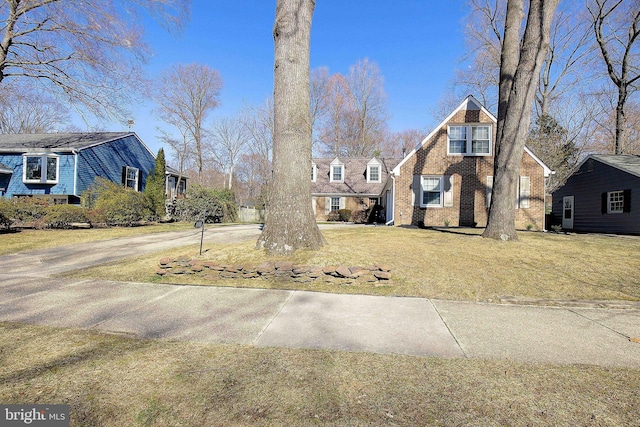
[388,95,551,230]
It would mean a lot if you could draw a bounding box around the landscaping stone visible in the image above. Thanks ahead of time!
[156,258,392,286]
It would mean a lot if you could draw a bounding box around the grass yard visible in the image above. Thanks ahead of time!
[63,225,640,303]
[0,222,194,256]
[1,322,638,427]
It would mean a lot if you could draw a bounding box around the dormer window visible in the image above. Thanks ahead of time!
[330,159,344,182]
[367,159,381,183]
[311,162,317,182]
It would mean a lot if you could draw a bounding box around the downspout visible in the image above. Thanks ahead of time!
[72,149,78,197]
[385,174,395,226]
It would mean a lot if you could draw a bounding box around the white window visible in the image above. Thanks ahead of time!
[311,163,317,182]
[422,176,443,207]
[448,125,491,155]
[331,197,341,212]
[22,154,58,184]
[367,164,380,183]
[608,191,624,213]
[330,159,344,182]
[448,126,467,154]
[125,166,139,190]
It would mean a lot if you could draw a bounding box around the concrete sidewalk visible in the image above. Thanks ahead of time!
[0,225,639,368]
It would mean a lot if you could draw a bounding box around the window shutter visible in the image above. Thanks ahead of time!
[519,176,530,209]
[121,166,127,186]
[339,197,345,210]
[137,169,142,192]
[443,175,454,207]
[486,176,493,208]
[601,192,607,214]
[623,189,631,213]
[412,175,421,206]
[325,197,330,214]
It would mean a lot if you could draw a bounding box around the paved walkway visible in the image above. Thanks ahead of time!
[0,225,638,368]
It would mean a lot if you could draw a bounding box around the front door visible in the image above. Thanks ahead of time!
[562,196,574,229]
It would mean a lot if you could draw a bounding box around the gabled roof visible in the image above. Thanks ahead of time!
[312,157,401,196]
[392,95,552,177]
[580,154,640,179]
[0,132,140,153]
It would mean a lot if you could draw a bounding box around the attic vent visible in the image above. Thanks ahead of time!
[587,159,594,172]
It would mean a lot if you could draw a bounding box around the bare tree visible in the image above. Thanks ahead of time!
[0,83,70,133]
[209,116,250,189]
[588,0,640,154]
[155,63,223,180]
[317,73,351,156]
[346,58,389,156]
[384,129,425,158]
[461,0,592,117]
[0,0,187,121]
[256,0,325,255]
[239,99,274,207]
[314,59,389,157]
[158,127,191,197]
[483,0,560,241]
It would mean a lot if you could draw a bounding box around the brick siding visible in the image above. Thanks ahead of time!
[394,109,546,230]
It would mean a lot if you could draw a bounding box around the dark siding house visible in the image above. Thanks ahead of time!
[552,154,640,234]
[0,132,181,203]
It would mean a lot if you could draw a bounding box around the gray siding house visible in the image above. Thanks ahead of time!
[552,154,639,234]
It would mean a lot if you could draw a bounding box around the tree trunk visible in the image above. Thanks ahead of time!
[483,0,559,241]
[256,0,325,255]
[615,86,627,154]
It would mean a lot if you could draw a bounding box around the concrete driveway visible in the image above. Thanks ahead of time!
[1,224,639,367]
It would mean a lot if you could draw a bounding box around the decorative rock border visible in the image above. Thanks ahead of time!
[156,257,392,285]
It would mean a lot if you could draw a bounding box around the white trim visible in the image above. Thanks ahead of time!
[393,95,495,176]
[446,124,492,156]
[329,158,344,183]
[366,158,382,183]
[607,190,624,214]
[420,175,444,208]
[22,153,59,184]
[311,162,317,182]
[523,146,552,177]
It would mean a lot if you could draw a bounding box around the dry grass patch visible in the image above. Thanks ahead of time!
[63,226,640,302]
[0,322,638,426]
[0,222,194,256]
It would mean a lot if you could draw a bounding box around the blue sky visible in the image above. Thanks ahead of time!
[116,0,470,154]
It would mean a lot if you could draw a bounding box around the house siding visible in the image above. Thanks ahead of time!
[552,159,640,234]
[76,135,155,195]
[394,108,546,230]
[312,195,375,221]
[0,152,76,197]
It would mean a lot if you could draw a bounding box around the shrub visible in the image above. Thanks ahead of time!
[0,198,16,229]
[86,178,154,226]
[338,209,352,222]
[13,197,49,224]
[351,209,368,224]
[44,204,89,229]
[326,211,341,221]
[173,185,238,223]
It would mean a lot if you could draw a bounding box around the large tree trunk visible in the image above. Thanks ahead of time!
[256,0,325,255]
[483,0,559,241]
